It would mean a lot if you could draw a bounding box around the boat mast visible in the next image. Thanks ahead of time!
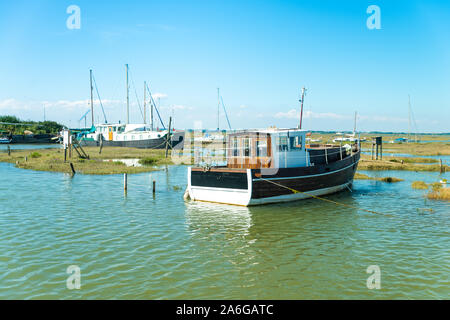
[408,94,411,142]
[353,111,357,135]
[126,64,130,124]
[144,81,146,125]
[217,88,220,131]
[90,69,94,126]
[299,87,306,129]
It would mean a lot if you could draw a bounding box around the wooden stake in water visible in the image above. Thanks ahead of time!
[440,159,444,173]
[124,173,128,193]
[153,180,156,194]
[69,163,76,176]
[7,145,11,156]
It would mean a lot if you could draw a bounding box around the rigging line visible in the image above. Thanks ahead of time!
[220,96,232,130]
[128,67,145,122]
[92,74,108,124]
[146,83,166,130]
[258,176,391,216]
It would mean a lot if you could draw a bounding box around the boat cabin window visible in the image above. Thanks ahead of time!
[232,137,239,157]
[243,138,251,157]
[256,140,267,157]
[278,136,288,151]
[289,136,303,151]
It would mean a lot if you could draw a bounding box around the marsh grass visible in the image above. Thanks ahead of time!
[139,157,158,166]
[427,188,450,201]
[411,181,429,189]
[0,146,172,175]
[359,154,448,172]
[354,172,403,182]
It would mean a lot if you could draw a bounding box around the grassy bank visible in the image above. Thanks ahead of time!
[0,146,172,175]
[309,133,450,156]
[427,188,450,201]
[358,154,448,172]
[354,173,403,182]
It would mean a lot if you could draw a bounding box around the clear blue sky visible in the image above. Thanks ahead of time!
[0,0,449,132]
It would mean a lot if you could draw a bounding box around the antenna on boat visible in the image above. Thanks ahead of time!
[126,64,130,124]
[299,87,307,129]
[90,69,94,127]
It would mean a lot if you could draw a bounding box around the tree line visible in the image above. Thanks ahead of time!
[0,115,64,135]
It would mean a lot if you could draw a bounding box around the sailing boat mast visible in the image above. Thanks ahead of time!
[126,64,130,124]
[299,87,307,129]
[408,94,411,142]
[90,69,94,126]
[353,111,357,135]
[144,81,146,125]
[217,88,220,131]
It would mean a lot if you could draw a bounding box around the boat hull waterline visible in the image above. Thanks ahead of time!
[188,152,360,206]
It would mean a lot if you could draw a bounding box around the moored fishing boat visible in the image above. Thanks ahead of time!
[187,128,360,206]
[187,87,361,206]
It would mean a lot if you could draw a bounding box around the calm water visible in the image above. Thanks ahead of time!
[0,163,449,299]
[0,144,60,151]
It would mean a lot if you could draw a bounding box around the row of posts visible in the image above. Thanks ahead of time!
[123,173,156,195]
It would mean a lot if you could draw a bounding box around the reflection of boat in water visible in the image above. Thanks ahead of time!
[187,127,360,206]
[184,201,252,234]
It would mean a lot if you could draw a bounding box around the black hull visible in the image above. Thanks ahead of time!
[11,134,57,144]
[251,152,359,199]
[79,131,184,149]
[188,151,360,206]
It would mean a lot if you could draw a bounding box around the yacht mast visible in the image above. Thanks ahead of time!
[144,81,146,125]
[126,64,130,124]
[408,94,411,142]
[217,88,220,131]
[299,87,306,129]
[90,69,94,126]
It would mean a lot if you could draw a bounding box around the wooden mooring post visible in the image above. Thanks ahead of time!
[99,135,103,154]
[439,159,445,173]
[69,163,76,176]
[124,173,128,193]
[152,180,156,195]
[7,145,11,156]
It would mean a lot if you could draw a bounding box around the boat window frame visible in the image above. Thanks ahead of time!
[289,135,303,151]
[232,137,239,157]
[256,138,268,157]
[243,137,251,157]
[278,135,289,152]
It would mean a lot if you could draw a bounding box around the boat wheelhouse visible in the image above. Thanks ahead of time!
[187,128,360,206]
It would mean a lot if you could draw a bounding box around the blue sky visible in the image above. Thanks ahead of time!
[0,0,449,132]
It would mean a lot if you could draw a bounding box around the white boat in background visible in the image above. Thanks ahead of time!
[78,65,177,149]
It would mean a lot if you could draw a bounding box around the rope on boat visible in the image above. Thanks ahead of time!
[258,176,390,216]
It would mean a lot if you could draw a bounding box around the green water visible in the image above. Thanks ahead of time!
[0,163,448,299]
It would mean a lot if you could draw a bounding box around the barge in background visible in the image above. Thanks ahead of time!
[78,123,184,149]
[187,128,360,206]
